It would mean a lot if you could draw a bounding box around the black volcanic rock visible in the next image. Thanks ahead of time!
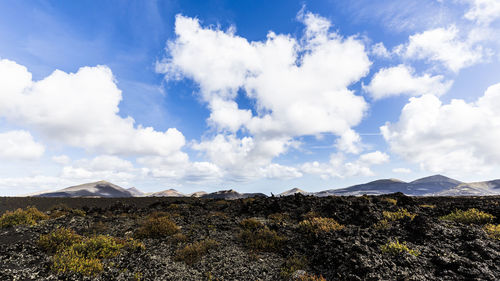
[34,181,134,198]
[0,195,499,280]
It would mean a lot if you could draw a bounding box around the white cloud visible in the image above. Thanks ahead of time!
[0,59,186,158]
[400,25,486,72]
[192,134,295,181]
[155,11,374,182]
[371,42,391,58]
[381,82,500,175]
[260,163,303,180]
[52,155,70,165]
[359,151,390,165]
[465,0,500,25]
[60,155,136,181]
[137,154,224,183]
[0,130,44,160]
[158,12,371,158]
[364,64,453,99]
[392,168,411,174]
[301,151,389,179]
[0,176,74,195]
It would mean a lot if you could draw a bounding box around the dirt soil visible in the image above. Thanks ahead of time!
[0,193,499,280]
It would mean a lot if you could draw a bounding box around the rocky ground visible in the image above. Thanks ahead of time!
[0,193,499,280]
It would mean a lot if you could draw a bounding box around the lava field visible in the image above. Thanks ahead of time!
[0,193,499,280]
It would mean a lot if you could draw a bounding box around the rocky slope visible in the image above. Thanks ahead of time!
[34,181,134,198]
[0,194,498,280]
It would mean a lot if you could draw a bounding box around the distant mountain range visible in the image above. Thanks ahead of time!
[27,175,500,198]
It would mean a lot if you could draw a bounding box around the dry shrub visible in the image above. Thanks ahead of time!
[134,215,180,238]
[280,254,307,278]
[299,217,344,233]
[240,218,263,230]
[382,198,397,205]
[174,239,219,265]
[40,228,144,276]
[440,208,495,224]
[484,224,500,240]
[383,208,416,221]
[39,227,82,254]
[0,206,48,228]
[380,239,420,256]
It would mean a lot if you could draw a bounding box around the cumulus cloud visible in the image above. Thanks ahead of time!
[61,155,136,181]
[52,155,71,165]
[381,82,500,175]
[191,134,296,181]
[364,64,453,99]
[157,11,372,181]
[465,0,500,25]
[371,42,391,58]
[0,59,186,158]
[137,154,223,183]
[392,168,411,174]
[0,130,44,160]
[301,151,389,179]
[399,25,486,72]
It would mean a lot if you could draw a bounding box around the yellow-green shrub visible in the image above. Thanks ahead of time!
[383,208,416,221]
[418,204,436,209]
[239,227,286,252]
[382,198,397,205]
[240,218,263,230]
[40,229,144,276]
[0,206,48,228]
[373,219,391,230]
[174,239,219,265]
[52,247,103,276]
[299,217,344,233]
[134,215,180,238]
[268,213,290,224]
[484,224,500,240]
[440,208,495,224]
[380,240,420,256]
[39,227,82,253]
[280,254,307,279]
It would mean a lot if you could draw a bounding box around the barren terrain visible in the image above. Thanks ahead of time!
[0,194,499,280]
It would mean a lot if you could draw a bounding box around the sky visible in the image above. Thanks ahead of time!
[0,0,500,195]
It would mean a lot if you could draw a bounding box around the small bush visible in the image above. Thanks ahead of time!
[380,240,420,256]
[382,198,397,205]
[373,219,391,230]
[174,239,219,265]
[52,247,103,276]
[134,216,180,238]
[41,229,144,276]
[418,204,436,209]
[268,213,290,224]
[302,211,320,220]
[49,204,86,218]
[383,208,416,221]
[240,218,263,230]
[280,254,307,279]
[171,233,188,243]
[299,217,344,233]
[239,227,286,252]
[440,208,495,224]
[484,224,500,240]
[39,228,82,253]
[0,206,48,228]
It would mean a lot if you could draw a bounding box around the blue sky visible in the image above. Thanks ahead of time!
[0,0,500,195]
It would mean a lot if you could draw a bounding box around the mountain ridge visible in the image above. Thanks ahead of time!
[28,175,500,198]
